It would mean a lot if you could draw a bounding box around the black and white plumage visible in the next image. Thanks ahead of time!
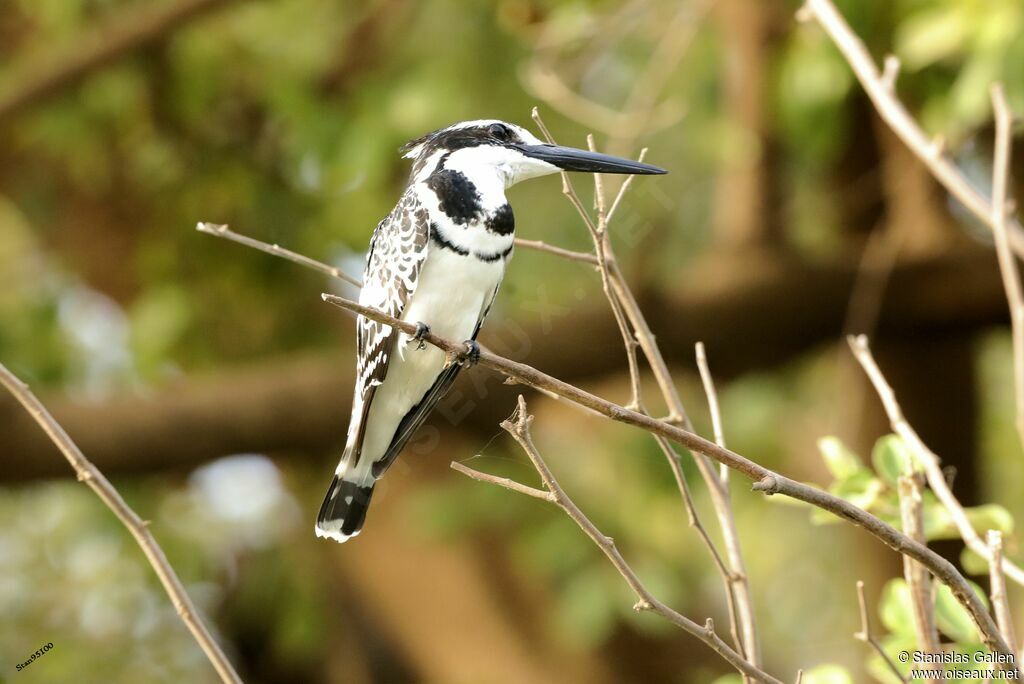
[315,119,666,542]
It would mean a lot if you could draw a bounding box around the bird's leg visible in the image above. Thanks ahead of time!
[412,322,431,350]
[457,339,481,367]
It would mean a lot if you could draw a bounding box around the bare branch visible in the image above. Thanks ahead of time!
[897,475,941,676]
[321,292,1015,659]
[457,396,784,684]
[694,342,760,668]
[801,0,1024,256]
[848,334,1024,588]
[512,238,600,265]
[989,85,1024,453]
[988,530,1018,650]
[696,341,728,481]
[0,364,241,684]
[197,222,361,287]
[854,580,908,683]
[450,462,554,502]
[534,114,760,667]
[532,110,643,411]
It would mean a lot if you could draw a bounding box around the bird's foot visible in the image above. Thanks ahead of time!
[412,322,431,350]
[457,340,481,367]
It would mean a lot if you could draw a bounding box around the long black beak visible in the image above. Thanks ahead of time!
[515,144,667,175]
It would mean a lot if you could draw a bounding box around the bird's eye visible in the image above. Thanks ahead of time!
[489,123,512,141]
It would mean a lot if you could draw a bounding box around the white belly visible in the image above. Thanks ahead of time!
[356,247,505,471]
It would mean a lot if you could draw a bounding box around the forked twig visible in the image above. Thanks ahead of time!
[848,334,1024,587]
[453,396,784,684]
[0,364,242,684]
[799,0,1024,256]
[531,110,760,666]
[854,580,908,683]
[320,292,1014,658]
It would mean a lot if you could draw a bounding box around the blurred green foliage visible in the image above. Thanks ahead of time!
[2,0,1024,682]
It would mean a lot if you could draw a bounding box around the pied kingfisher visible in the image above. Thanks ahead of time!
[315,119,666,542]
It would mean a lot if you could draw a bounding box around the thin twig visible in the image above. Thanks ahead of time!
[848,334,1024,588]
[532,108,642,411]
[799,0,1024,256]
[454,396,784,684]
[696,341,728,482]
[534,113,759,666]
[652,434,748,660]
[0,364,241,684]
[196,222,361,287]
[320,292,1015,659]
[513,238,600,265]
[694,342,760,671]
[988,530,1018,650]
[989,85,1024,453]
[854,580,908,683]
[897,475,941,679]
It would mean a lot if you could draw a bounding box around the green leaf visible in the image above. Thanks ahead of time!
[935,581,988,643]
[879,579,916,637]
[801,664,853,684]
[818,436,864,480]
[896,6,970,69]
[922,492,959,540]
[871,434,913,487]
[710,676,743,684]
[960,547,989,576]
[831,470,884,510]
[964,504,1015,535]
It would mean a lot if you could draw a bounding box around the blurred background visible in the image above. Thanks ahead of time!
[1,0,1023,681]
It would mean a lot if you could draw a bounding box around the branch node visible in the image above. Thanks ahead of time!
[751,475,779,495]
[880,55,901,91]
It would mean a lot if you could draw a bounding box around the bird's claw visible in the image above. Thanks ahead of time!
[412,322,430,350]
[458,340,480,367]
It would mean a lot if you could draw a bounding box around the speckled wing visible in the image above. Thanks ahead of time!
[349,190,430,466]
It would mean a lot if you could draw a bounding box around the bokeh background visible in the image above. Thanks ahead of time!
[2,0,1024,682]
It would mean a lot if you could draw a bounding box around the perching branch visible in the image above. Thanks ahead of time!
[798,0,1024,257]
[453,396,785,684]
[854,580,908,683]
[0,364,241,684]
[320,292,1015,659]
[988,86,1024,454]
[848,334,1024,588]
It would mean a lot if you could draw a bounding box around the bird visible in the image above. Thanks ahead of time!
[315,119,666,543]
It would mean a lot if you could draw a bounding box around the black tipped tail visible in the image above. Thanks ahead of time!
[315,476,375,543]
